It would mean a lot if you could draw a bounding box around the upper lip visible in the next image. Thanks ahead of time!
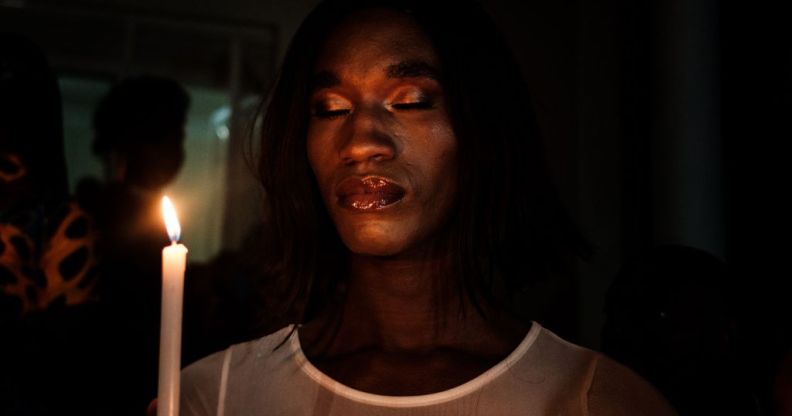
[335,175,406,199]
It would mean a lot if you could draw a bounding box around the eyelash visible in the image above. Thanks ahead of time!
[391,100,434,110]
[311,98,435,119]
[313,108,350,119]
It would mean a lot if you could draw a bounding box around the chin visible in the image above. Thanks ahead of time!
[339,223,411,257]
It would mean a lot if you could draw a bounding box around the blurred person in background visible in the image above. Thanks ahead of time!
[602,244,761,415]
[1,32,103,415]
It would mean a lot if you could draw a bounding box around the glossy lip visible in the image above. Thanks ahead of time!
[335,176,406,211]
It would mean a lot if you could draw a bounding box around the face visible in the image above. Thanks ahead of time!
[307,9,458,257]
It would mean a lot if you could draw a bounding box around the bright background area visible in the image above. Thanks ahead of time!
[60,76,230,262]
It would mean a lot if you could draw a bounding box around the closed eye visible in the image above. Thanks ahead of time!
[311,93,352,119]
[313,108,351,119]
[391,101,434,110]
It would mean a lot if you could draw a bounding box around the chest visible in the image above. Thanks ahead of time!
[313,349,499,396]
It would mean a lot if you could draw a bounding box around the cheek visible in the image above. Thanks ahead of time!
[411,108,456,155]
[410,119,457,189]
[429,133,458,214]
[428,149,458,213]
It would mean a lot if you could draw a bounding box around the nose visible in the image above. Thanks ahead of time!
[338,105,396,166]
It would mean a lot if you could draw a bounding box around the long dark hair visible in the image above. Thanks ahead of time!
[256,0,589,331]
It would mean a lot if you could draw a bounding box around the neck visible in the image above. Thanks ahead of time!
[343,252,455,352]
[301,249,527,358]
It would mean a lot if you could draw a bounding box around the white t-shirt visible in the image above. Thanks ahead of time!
[181,322,676,415]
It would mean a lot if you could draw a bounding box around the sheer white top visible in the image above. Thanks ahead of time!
[181,322,676,415]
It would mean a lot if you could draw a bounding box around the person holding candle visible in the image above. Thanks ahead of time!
[75,75,190,415]
[179,1,677,414]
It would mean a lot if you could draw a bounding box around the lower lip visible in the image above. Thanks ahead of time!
[338,192,404,211]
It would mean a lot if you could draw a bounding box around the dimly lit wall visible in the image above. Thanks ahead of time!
[481,0,789,353]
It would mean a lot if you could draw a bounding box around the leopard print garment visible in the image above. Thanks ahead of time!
[0,201,98,315]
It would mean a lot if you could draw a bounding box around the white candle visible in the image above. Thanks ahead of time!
[159,196,188,416]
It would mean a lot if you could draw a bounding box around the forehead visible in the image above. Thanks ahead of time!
[315,9,440,74]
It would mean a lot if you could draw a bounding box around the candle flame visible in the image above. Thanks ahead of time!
[162,196,181,243]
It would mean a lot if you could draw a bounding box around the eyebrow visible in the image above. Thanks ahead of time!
[310,71,341,91]
[310,60,440,92]
[386,60,440,80]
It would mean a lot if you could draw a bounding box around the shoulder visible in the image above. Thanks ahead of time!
[180,326,295,415]
[586,353,678,416]
[518,324,676,415]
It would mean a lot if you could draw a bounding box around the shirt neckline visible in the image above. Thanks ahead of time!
[290,321,543,407]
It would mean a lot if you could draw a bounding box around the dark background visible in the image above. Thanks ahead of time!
[2,0,790,409]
